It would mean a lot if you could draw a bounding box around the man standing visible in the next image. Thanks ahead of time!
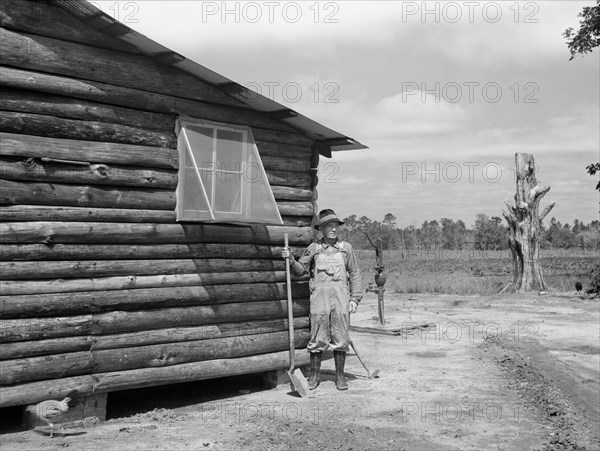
[282,209,362,390]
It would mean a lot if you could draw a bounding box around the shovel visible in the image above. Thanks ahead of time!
[284,233,310,398]
[349,315,381,379]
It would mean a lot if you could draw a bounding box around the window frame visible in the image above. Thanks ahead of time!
[175,117,283,225]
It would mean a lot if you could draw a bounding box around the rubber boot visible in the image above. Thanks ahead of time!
[308,351,322,390]
[334,351,348,390]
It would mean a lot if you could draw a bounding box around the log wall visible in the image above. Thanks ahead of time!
[0,0,319,407]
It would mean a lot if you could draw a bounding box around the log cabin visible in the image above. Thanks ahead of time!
[0,0,367,417]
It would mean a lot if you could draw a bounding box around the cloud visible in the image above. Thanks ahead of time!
[126,1,405,54]
[357,91,468,138]
[98,1,598,226]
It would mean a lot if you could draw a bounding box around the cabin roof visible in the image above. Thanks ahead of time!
[53,0,368,156]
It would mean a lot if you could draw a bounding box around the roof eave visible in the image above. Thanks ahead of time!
[53,0,369,155]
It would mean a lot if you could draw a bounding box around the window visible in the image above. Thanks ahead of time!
[176,118,282,224]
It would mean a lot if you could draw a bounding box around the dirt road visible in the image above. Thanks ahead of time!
[2,292,598,450]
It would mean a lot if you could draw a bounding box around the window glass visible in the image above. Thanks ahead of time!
[216,129,243,169]
[186,125,214,168]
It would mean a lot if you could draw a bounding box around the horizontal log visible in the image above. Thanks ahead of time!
[0,282,309,318]
[0,169,312,200]
[0,111,177,148]
[270,186,313,201]
[0,335,91,361]
[0,88,175,131]
[0,208,313,227]
[281,216,313,227]
[0,299,310,341]
[0,179,176,210]
[256,140,312,160]
[0,329,309,385]
[277,202,314,217]
[261,155,311,173]
[0,222,313,245]
[0,66,303,134]
[0,132,178,169]
[0,0,140,54]
[0,133,311,187]
[268,172,313,189]
[0,243,307,261]
[0,350,93,385]
[250,127,314,147]
[0,349,311,407]
[1,374,94,407]
[0,318,309,360]
[0,93,315,170]
[0,156,310,193]
[92,318,309,351]
[0,314,94,342]
[0,258,286,280]
[92,329,310,375]
[97,344,313,391]
[0,28,242,107]
[267,169,312,188]
[0,205,176,223]
[0,271,298,296]
[0,132,311,187]
[0,335,89,367]
[0,156,178,189]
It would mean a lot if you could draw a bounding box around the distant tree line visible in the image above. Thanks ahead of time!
[339,213,600,252]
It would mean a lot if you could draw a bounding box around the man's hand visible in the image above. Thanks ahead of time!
[281,247,291,260]
[349,300,358,314]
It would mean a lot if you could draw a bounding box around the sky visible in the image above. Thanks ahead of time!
[95,1,599,228]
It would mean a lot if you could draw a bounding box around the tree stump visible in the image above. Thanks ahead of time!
[502,153,555,293]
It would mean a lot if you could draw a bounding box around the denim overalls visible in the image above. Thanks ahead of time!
[307,242,350,352]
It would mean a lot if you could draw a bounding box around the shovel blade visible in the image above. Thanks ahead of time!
[287,369,310,398]
[370,369,381,379]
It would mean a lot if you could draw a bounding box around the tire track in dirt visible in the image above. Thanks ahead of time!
[480,336,600,450]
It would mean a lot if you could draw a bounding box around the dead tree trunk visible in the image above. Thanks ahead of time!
[502,153,555,293]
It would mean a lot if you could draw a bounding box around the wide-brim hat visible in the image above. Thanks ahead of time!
[314,209,344,229]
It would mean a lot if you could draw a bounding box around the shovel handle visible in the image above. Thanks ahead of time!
[349,339,367,373]
[284,234,295,371]
[349,317,372,377]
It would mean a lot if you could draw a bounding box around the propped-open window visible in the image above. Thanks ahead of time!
[176,118,282,224]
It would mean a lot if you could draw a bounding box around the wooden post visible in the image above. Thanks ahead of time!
[502,153,555,293]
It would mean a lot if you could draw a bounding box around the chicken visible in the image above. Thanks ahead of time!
[25,391,78,438]
[575,281,583,294]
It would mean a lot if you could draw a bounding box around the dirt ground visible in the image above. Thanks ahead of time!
[1,291,599,451]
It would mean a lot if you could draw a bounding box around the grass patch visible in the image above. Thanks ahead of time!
[355,250,598,295]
